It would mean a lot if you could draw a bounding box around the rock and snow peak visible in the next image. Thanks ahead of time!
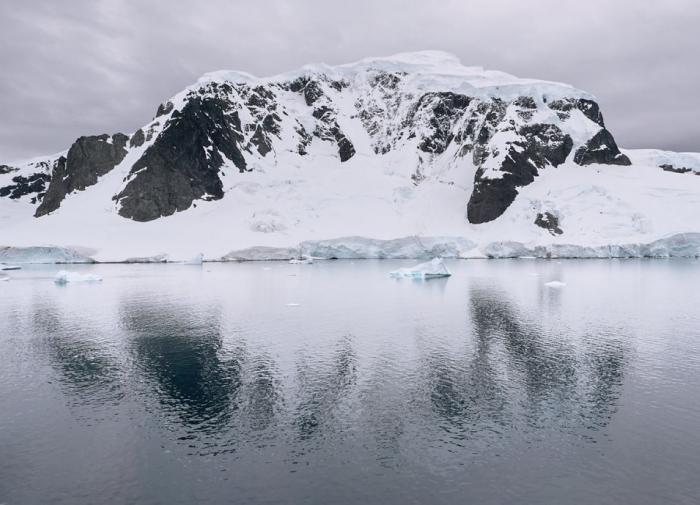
[1,52,698,262]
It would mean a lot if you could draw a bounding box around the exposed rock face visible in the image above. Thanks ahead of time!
[4,54,636,225]
[574,129,631,166]
[312,105,356,161]
[115,96,247,222]
[289,76,356,162]
[535,211,563,235]
[548,98,604,126]
[0,165,19,175]
[156,101,174,117]
[35,133,128,217]
[660,163,693,174]
[129,128,145,148]
[239,84,282,156]
[467,123,573,224]
[0,172,51,202]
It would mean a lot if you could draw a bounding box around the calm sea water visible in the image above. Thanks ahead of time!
[1,260,699,504]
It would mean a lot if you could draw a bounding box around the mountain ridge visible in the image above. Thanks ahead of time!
[1,51,699,262]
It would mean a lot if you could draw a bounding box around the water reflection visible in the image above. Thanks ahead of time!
[240,352,282,432]
[120,300,242,434]
[4,262,698,505]
[423,341,510,437]
[32,303,123,409]
[35,282,628,450]
[467,285,626,437]
[294,335,358,441]
[581,340,626,431]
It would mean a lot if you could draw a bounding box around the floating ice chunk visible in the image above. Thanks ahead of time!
[54,270,103,284]
[289,256,313,264]
[0,274,9,282]
[390,257,451,279]
[184,253,204,265]
[286,303,301,307]
[0,264,21,270]
[544,281,566,288]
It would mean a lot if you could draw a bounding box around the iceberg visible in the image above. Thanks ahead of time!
[54,270,103,284]
[0,264,21,270]
[390,257,452,279]
[184,253,204,265]
[289,256,314,264]
[544,281,566,288]
[124,253,169,263]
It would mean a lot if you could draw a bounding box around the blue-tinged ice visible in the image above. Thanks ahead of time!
[54,270,103,284]
[390,257,451,279]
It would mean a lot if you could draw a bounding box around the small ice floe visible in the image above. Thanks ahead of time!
[390,257,451,279]
[54,270,103,284]
[544,280,566,288]
[184,253,204,265]
[0,274,9,282]
[286,303,301,307]
[0,264,21,271]
[289,256,313,264]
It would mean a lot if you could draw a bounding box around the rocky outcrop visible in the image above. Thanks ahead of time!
[573,129,631,166]
[289,76,356,162]
[660,163,694,174]
[548,98,604,126]
[467,124,573,224]
[535,212,563,235]
[35,133,128,216]
[115,96,247,222]
[0,172,51,203]
[411,92,472,154]
[129,129,145,148]
[240,85,282,157]
[311,106,356,161]
[156,101,174,117]
[0,165,19,175]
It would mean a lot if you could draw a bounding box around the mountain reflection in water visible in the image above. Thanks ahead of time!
[1,260,698,505]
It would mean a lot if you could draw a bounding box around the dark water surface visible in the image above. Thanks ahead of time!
[1,260,699,504]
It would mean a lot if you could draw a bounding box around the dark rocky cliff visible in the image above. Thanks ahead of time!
[2,58,634,226]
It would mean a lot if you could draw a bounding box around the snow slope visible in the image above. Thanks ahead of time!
[1,51,699,262]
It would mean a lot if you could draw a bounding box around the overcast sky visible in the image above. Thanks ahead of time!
[1,0,698,161]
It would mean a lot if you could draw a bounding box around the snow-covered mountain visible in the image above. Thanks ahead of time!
[2,51,699,262]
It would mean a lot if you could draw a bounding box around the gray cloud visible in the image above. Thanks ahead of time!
[1,0,698,161]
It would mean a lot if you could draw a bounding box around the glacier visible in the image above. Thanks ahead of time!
[0,246,95,264]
